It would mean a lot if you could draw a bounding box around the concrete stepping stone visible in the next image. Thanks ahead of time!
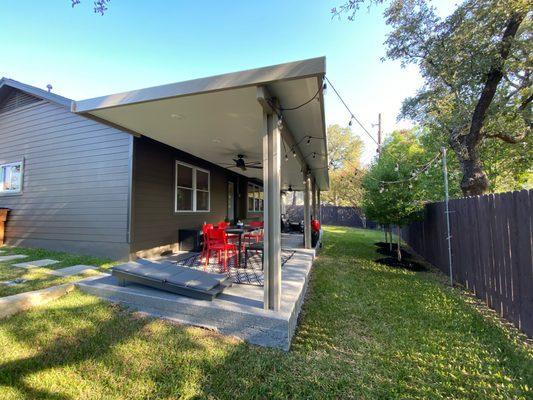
[0,250,5,254]
[0,255,28,263]
[12,259,59,269]
[48,265,96,277]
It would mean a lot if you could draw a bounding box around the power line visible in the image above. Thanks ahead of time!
[324,76,378,145]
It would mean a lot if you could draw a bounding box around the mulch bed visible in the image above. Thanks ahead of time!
[375,257,427,272]
[375,246,414,260]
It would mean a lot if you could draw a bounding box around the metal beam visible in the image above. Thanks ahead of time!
[263,110,282,311]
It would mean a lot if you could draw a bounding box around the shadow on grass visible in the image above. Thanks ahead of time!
[0,298,206,399]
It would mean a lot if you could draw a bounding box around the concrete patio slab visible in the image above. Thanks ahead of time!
[47,264,96,277]
[0,255,28,263]
[77,234,316,350]
[12,259,59,268]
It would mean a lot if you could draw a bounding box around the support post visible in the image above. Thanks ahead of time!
[442,147,453,286]
[317,188,321,221]
[311,178,317,220]
[303,171,312,249]
[263,112,282,310]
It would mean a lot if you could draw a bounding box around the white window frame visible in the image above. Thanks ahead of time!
[174,161,210,213]
[247,183,263,213]
[0,160,24,195]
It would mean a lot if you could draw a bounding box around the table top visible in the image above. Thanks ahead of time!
[225,226,258,234]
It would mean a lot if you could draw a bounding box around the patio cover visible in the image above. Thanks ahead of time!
[72,57,329,191]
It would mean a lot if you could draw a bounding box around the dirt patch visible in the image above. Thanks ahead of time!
[375,257,428,272]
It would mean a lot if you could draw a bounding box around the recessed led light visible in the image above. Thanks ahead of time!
[170,113,184,119]
[212,138,222,144]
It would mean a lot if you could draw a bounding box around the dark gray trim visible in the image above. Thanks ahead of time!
[0,78,71,108]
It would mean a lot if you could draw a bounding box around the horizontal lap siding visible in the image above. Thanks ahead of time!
[131,136,245,253]
[0,99,132,259]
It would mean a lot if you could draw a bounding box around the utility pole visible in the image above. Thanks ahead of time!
[377,113,382,156]
[442,147,453,286]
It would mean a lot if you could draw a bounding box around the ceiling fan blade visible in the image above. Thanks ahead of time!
[247,165,263,169]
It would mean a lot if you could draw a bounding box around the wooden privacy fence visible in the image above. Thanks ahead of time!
[402,189,533,338]
[285,205,376,228]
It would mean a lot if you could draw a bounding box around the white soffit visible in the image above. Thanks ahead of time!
[73,57,329,190]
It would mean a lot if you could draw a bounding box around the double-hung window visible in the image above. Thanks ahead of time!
[175,161,210,212]
[247,183,263,212]
[0,161,23,194]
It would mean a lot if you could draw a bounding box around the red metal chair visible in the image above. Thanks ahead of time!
[205,227,236,272]
[201,223,214,262]
[217,221,230,229]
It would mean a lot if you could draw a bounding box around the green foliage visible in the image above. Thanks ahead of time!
[335,0,532,195]
[322,124,365,208]
[1,227,531,399]
[363,130,427,226]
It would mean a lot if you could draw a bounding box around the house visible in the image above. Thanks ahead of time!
[0,57,328,311]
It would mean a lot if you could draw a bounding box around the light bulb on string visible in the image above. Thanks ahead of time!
[409,183,413,189]
[284,154,289,162]
[394,164,399,172]
[292,149,297,158]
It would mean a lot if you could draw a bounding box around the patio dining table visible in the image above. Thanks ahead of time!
[225,225,259,268]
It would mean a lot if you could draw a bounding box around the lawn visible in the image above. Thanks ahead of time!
[0,227,531,399]
[0,246,114,297]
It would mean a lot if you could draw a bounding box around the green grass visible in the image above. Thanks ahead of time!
[0,227,531,399]
[0,246,114,297]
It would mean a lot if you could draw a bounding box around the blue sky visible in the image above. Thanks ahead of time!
[1,0,454,163]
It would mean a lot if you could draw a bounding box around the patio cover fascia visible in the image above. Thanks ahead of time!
[72,57,329,311]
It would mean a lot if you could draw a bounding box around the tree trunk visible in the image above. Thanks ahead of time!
[449,134,490,196]
[396,226,402,262]
[389,227,393,252]
[450,11,525,197]
[384,227,387,243]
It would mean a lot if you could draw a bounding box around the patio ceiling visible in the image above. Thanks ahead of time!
[73,57,329,191]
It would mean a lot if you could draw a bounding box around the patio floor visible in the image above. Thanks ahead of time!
[76,234,317,350]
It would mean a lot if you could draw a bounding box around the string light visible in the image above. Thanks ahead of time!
[368,151,442,187]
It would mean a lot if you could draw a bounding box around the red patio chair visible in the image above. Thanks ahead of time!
[201,223,215,262]
[217,221,230,229]
[205,227,237,272]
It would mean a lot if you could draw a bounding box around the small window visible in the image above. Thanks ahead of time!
[175,161,210,212]
[0,161,23,194]
[247,183,263,213]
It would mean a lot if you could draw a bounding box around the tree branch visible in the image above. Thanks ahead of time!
[469,12,526,144]
[486,130,528,143]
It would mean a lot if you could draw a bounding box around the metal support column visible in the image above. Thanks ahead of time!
[263,112,282,310]
[303,171,311,249]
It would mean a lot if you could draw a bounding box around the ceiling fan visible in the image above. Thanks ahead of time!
[223,154,262,171]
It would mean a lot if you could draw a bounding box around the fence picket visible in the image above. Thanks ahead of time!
[402,189,532,338]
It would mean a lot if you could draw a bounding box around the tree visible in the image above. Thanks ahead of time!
[362,129,439,260]
[321,124,365,208]
[334,0,531,196]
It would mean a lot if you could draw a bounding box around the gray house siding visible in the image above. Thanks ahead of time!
[131,136,248,256]
[0,94,132,259]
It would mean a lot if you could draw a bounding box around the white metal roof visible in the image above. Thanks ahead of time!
[73,57,329,190]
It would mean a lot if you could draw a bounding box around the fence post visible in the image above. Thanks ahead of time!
[442,147,453,286]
